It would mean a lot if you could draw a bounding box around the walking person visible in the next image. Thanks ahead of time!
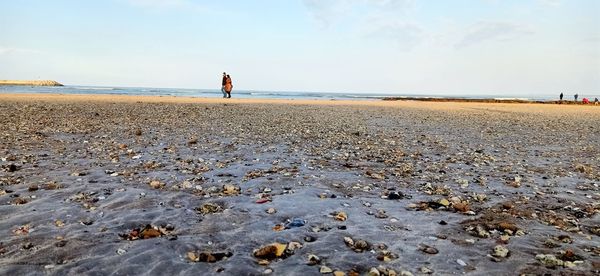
[559,92,563,101]
[595,98,599,105]
[221,72,228,98]
[574,93,578,102]
[224,74,233,98]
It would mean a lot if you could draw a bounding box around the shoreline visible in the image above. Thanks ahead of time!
[382,96,598,105]
[1,93,599,108]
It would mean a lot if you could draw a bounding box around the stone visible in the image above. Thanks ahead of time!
[197,203,223,214]
[419,267,433,274]
[492,245,509,258]
[254,243,288,260]
[497,222,518,232]
[307,254,321,265]
[387,191,404,200]
[223,184,240,195]
[438,198,450,207]
[304,236,317,242]
[367,267,380,276]
[452,202,470,212]
[320,266,333,274]
[536,254,572,268]
[149,180,164,189]
[266,208,276,214]
[334,211,347,221]
[140,226,161,239]
[420,244,439,254]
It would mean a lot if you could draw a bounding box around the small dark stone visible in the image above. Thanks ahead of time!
[338,225,347,230]
[7,164,18,172]
[387,191,404,200]
[420,244,439,254]
[55,240,68,247]
[439,220,448,225]
[304,236,317,242]
[22,242,34,250]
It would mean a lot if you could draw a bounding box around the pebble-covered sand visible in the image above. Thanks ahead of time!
[0,94,598,275]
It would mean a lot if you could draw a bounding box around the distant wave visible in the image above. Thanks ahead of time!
[76,87,116,91]
[493,97,530,101]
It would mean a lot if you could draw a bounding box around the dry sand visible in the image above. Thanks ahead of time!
[0,93,598,275]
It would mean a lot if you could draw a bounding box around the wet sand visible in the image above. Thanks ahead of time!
[0,93,598,275]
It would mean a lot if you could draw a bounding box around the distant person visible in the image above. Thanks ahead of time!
[595,98,599,105]
[574,93,578,101]
[582,98,589,104]
[559,92,563,101]
[221,72,228,98]
[224,74,233,98]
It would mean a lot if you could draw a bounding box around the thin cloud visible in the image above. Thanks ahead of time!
[122,0,206,12]
[537,0,560,6]
[302,0,351,27]
[362,19,424,51]
[302,0,413,27]
[455,21,534,49]
[0,47,42,55]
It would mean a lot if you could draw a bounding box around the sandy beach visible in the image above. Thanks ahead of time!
[0,93,598,275]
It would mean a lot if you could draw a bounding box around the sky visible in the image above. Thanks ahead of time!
[0,0,599,95]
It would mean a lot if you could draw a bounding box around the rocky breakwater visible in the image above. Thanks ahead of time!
[0,80,63,86]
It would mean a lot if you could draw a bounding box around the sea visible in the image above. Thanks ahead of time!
[0,85,596,101]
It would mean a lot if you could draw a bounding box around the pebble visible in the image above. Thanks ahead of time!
[320,266,333,274]
[420,244,439,254]
[116,248,126,255]
[304,236,317,242]
[333,211,347,221]
[266,208,276,214]
[286,218,306,228]
[457,259,467,266]
[367,267,380,276]
[307,254,321,265]
[419,267,433,274]
[253,243,288,260]
[149,180,164,189]
[197,203,223,214]
[387,191,404,200]
[492,245,509,258]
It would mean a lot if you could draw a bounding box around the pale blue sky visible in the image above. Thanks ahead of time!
[1,0,598,95]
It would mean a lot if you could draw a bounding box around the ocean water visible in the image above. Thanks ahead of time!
[0,85,595,101]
